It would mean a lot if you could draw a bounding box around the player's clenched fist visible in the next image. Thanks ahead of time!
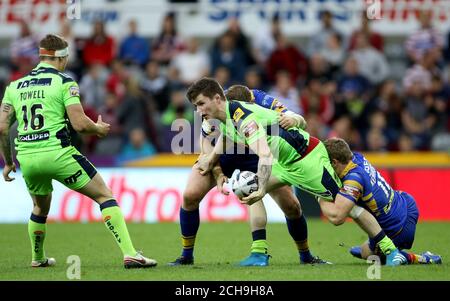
[215,174,229,195]
[278,113,307,130]
[241,189,265,206]
[278,113,297,129]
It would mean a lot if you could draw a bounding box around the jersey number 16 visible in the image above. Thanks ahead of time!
[21,104,44,131]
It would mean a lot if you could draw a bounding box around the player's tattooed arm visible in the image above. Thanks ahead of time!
[242,136,273,205]
[0,134,13,165]
[1,103,11,112]
[1,103,16,123]
[257,163,271,190]
[0,103,16,165]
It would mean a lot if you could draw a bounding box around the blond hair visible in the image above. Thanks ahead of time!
[324,138,353,164]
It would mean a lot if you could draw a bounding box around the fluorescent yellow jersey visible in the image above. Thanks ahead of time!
[2,62,80,154]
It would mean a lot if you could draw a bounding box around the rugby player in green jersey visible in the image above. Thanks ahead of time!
[186,77,403,266]
[0,34,156,269]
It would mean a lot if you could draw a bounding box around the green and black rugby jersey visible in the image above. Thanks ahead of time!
[2,62,80,154]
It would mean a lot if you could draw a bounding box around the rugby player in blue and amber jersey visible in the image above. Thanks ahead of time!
[323,138,442,265]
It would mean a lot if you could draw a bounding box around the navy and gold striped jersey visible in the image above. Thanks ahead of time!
[338,152,408,236]
[250,89,288,113]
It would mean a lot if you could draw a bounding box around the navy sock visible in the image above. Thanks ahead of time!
[372,230,386,244]
[250,229,268,254]
[30,213,47,224]
[286,214,313,262]
[180,207,200,259]
[100,199,119,211]
[252,229,266,241]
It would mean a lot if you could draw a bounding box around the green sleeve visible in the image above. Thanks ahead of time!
[239,114,267,145]
[62,81,81,107]
[220,122,236,144]
[219,123,226,137]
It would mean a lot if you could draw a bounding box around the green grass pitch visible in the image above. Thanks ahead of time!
[0,219,449,281]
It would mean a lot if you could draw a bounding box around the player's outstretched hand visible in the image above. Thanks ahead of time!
[241,189,265,206]
[3,163,16,182]
[96,115,111,138]
[216,174,229,195]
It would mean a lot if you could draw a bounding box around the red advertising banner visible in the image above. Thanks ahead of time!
[0,167,448,222]
[390,169,450,221]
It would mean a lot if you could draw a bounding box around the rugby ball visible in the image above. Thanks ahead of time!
[231,170,259,198]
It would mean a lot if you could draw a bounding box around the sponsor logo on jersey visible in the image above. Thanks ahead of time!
[105,218,121,243]
[17,78,52,89]
[243,120,259,138]
[233,108,245,122]
[271,100,286,112]
[18,131,50,142]
[64,170,82,185]
[69,86,80,97]
[340,184,361,199]
[34,235,41,253]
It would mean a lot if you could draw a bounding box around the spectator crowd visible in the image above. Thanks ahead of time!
[0,10,449,164]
